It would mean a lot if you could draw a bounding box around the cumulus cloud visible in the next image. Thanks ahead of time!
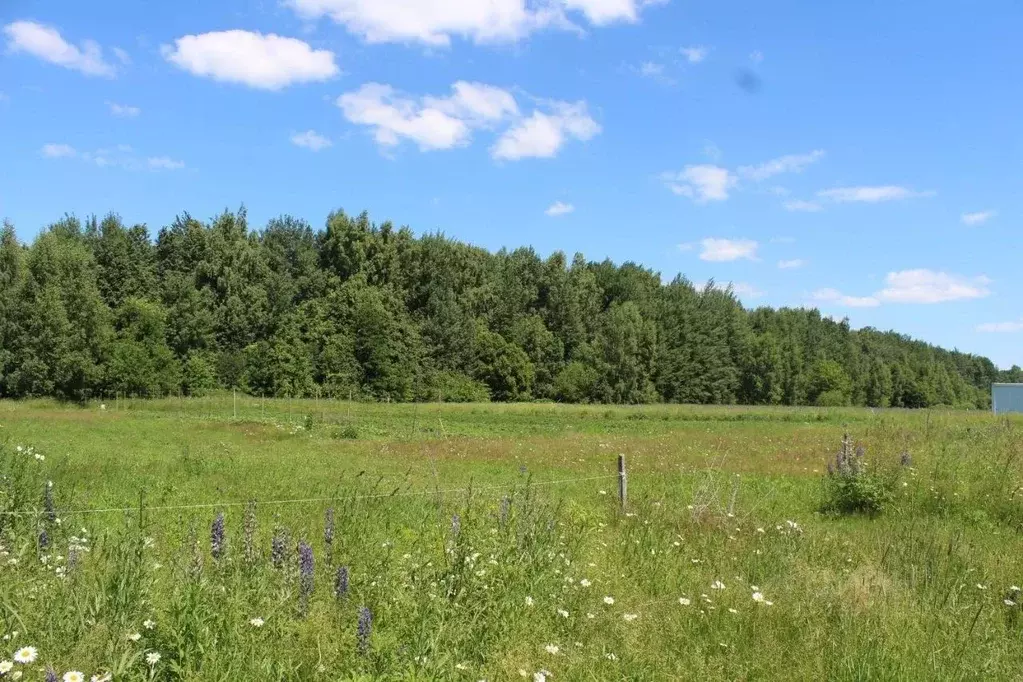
[545,201,575,216]
[977,320,1023,333]
[661,165,735,202]
[738,150,824,182]
[108,102,140,117]
[286,0,662,46]
[4,20,116,77]
[814,269,991,309]
[492,101,600,160]
[147,157,186,170]
[41,143,76,158]
[162,30,339,90]
[699,238,758,262]
[961,209,996,226]
[680,45,707,63]
[817,185,934,203]
[812,288,881,308]
[291,130,333,151]
[778,259,805,269]
[782,199,822,212]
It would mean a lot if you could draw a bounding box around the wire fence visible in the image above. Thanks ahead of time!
[0,473,622,518]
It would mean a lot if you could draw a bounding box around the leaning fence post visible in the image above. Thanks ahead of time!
[618,454,627,510]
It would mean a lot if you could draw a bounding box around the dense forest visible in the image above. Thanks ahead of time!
[0,209,1018,407]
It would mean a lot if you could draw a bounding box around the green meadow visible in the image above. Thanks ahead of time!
[2,399,1023,681]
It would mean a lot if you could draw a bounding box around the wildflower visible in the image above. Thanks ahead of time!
[271,529,287,569]
[127,633,141,642]
[210,512,226,560]
[43,482,56,523]
[557,608,569,618]
[334,565,350,599]
[145,652,161,666]
[499,496,511,526]
[249,617,265,627]
[728,608,738,614]
[1005,599,1016,607]
[711,580,726,590]
[298,541,314,614]
[977,584,988,590]
[534,673,548,682]
[357,606,373,654]
[455,663,468,670]
[544,644,560,655]
[752,592,766,603]
[605,652,618,661]
[13,647,37,664]
[0,661,12,674]
[623,613,638,622]
[586,612,595,619]
[324,507,335,547]
[63,672,85,682]
[143,619,155,630]
[580,578,592,587]
[603,596,615,605]
[90,673,112,682]
[45,669,57,682]
[39,529,50,550]
[451,514,461,537]
[679,597,691,606]
[525,596,534,606]
[243,501,257,565]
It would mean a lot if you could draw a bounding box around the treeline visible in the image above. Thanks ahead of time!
[0,209,1016,407]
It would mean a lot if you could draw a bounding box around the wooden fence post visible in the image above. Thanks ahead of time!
[618,454,627,510]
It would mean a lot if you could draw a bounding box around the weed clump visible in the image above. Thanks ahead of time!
[821,433,901,516]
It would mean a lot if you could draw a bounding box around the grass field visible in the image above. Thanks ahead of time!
[2,398,1023,680]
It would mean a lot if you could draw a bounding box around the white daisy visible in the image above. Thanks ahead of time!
[12,647,37,664]
[146,652,161,665]
[143,619,155,630]
[580,578,592,587]
[752,592,766,603]
[544,644,559,655]
[249,617,265,627]
[525,596,534,607]
[0,661,12,674]
[711,580,726,590]
[679,597,691,606]
[603,596,615,605]
[63,672,85,682]
[127,632,141,642]
[623,613,638,622]
[557,609,569,618]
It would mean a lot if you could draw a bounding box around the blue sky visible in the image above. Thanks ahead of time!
[2,0,1021,367]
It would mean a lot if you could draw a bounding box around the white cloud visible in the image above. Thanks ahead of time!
[812,288,880,308]
[704,280,764,299]
[108,102,140,117]
[286,0,661,46]
[783,199,822,212]
[680,45,707,63]
[699,238,758,262]
[662,165,735,202]
[877,269,990,304]
[112,47,131,65]
[778,259,805,269]
[162,30,339,90]
[739,150,824,182]
[491,101,600,160]
[339,81,523,152]
[41,143,76,158]
[638,61,664,78]
[4,20,116,77]
[977,320,1023,333]
[291,130,333,151]
[545,201,575,216]
[750,50,764,63]
[147,157,186,170]
[677,242,694,252]
[817,185,933,203]
[813,269,991,308]
[961,209,996,226]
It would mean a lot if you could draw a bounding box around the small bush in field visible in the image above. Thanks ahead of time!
[821,434,899,516]
[333,424,359,440]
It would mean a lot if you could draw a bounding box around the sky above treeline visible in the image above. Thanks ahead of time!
[1,0,1021,368]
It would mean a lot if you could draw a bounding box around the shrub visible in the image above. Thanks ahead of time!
[334,424,359,440]
[821,433,899,516]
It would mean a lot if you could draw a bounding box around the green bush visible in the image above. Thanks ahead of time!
[821,434,899,516]
[334,424,359,439]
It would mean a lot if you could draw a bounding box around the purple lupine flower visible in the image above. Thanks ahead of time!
[243,501,257,565]
[450,514,461,537]
[45,668,58,682]
[67,545,80,574]
[298,540,314,614]
[499,496,511,527]
[211,512,226,560]
[271,528,287,569]
[334,565,349,599]
[324,507,335,548]
[43,481,56,523]
[900,451,913,467]
[357,606,373,654]
[39,528,50,550]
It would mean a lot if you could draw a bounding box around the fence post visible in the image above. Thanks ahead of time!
[617,454,627,510]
